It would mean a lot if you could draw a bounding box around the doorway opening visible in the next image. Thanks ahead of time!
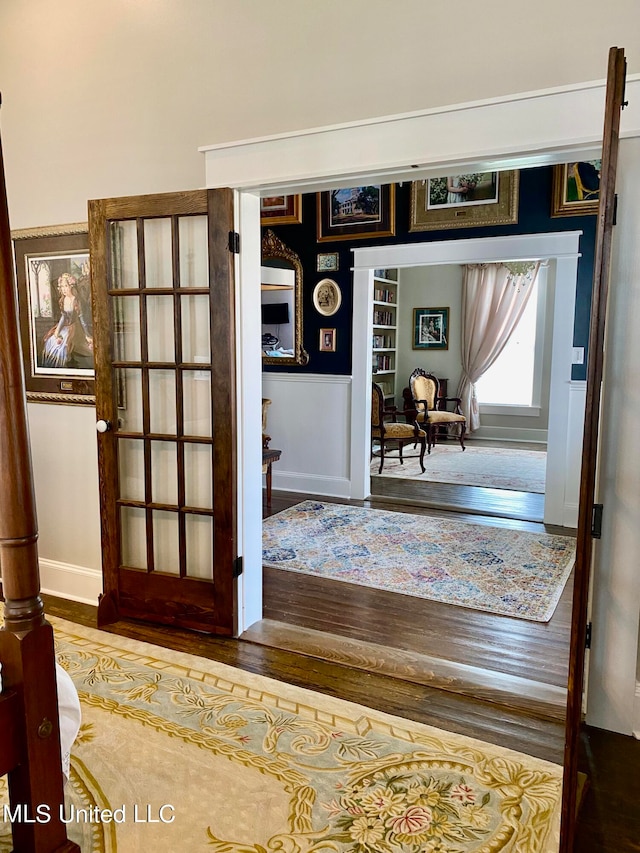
[367,259,551,523]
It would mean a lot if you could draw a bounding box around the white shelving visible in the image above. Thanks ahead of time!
[371,271,399,404]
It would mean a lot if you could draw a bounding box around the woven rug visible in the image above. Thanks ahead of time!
[263,501,575,621]
[372,445,547,493]
[0,617,562,852]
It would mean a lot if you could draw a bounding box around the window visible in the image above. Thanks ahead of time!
[476,272,545,411]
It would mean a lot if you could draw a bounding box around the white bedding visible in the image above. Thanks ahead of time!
[0,661,81,779]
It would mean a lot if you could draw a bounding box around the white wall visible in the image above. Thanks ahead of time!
[1,2,638,228]
[0,3,639,730]
[0,3,637,585]
[261,373,352,498]
[586,137,640,734]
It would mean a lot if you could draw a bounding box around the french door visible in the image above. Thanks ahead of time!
[89,189,237,634]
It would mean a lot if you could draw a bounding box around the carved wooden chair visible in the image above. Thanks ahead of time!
[262,398,272,451]
[371,382,426,474]
[408,368,466,453]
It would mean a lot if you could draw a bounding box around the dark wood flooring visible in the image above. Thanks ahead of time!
[37,441,638,851]
[42,594,639,852]
[261,490,573,730]
[371,477,545,522]
[370,437,546,522]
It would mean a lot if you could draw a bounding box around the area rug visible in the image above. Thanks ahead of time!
[372,445,547,493]
[262,501,575,622]
[0,616,562,852]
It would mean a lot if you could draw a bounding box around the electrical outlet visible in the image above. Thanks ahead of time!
[572,347,585,365]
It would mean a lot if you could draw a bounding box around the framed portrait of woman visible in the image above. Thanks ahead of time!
[12,223,94,404]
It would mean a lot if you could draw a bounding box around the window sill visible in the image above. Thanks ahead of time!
[479,404,541,417]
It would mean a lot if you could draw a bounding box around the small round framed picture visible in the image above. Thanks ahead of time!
[313,278,342,317]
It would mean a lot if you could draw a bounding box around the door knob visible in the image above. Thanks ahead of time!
[96,419,112,433]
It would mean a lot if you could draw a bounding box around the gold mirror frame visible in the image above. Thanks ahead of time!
[261,229,309,366]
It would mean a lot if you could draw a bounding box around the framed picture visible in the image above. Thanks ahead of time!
[312,278,342,316]
[12,223,94,404]
[551,161,601,217]
[260,194,302,225]
[317,252,339,272]
[317,184,395,242]
[413,307,449,350]
[409,171,519,231]
[319,328,336,352]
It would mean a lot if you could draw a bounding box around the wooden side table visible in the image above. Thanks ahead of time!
[262,448,281,508]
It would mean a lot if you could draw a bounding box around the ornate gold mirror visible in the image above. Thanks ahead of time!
[261,229,309,366]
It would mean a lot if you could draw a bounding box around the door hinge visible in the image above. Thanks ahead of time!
[229,231,240,254]
[613,194,618,226]
[232,556,243,578]
[591,503,604,539]
[585,621,593,650]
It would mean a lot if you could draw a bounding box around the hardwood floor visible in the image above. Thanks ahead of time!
[42,595,639,851]
[262,491,573,693]
[255,478,574,768]
[371,477,545,522]
[371,437,546,522]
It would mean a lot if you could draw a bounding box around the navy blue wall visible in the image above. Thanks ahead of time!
[262,167,596,381]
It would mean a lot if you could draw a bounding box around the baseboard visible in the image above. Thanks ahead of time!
[472,426,548,443]
[272,470,351,499]
[562,502,579,529]
[39,558,102,606]
[633,681,640,740]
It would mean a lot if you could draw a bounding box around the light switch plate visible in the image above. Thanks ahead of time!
[572,347,585,365]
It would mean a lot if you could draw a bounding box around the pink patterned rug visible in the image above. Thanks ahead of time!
[372,444,547,493]
[262,501,575,621]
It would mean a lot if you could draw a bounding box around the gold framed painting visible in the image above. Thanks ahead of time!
[319,328,337,352]
[260,194,302,225]
[551,161,601,217]
[410,171,519,232]
[12,223,94,404]
[317,184,395,242]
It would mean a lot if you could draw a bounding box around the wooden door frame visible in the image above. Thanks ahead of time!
[217,53,633,851]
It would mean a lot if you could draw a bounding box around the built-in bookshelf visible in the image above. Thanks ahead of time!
[371,270,399,404]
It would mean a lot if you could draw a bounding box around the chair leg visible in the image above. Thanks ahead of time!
[459,424,466,450]
[378,441,385,474]
[418,436,426,473]
[398,441,404,465]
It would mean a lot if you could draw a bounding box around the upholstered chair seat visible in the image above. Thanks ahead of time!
[372,421,427,439]
[415,409,466,426]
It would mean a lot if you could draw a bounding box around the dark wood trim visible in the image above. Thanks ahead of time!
[560,46,627,853]
[208,188,237,632]
[90,198,122,625]
[0,121,79,852]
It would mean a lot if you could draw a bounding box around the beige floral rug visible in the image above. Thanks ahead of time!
[1,617,562,852]
[372,445,547,493]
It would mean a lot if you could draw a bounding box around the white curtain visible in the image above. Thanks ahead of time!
[457,262,540,432]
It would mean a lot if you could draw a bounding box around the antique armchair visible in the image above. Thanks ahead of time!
[371,382,426,474]
[262,398,272,450]
[408,368,466,453]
